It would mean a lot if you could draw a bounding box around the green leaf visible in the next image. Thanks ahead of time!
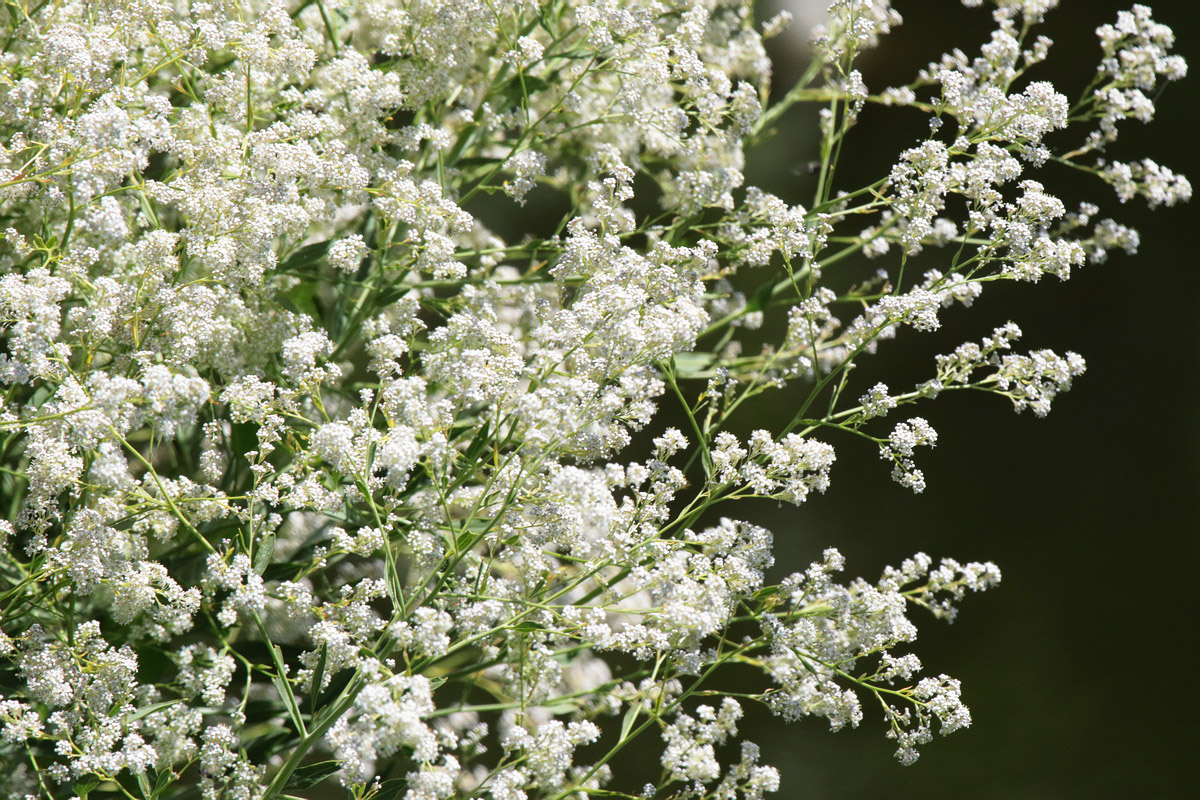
[125,699,181,722]
[74,776,100,798]
[314,668,355,713]
[283,760,342,791]
[152,768,174,798]
[262,560,308,582]
[541,698,578,715]
[281,279,321,320]
[510,619,545,633]
[278,240,332,273]
[307,642,328,717]
[373,778,408,800]
[672,351,717,379]
[264,639,307,737]
[619,703,640,743]
[455,525,486,553]
[458,420,492,467]
[243,727,294,762]
[253,532,276,575]
[517,75,551,95]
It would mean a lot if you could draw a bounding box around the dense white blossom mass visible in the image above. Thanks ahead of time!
[0,1,1187,798]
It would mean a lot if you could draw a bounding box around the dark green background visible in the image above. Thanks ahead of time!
[737,1,1198,796]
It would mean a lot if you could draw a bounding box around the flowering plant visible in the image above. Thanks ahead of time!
[0,1,1188,799]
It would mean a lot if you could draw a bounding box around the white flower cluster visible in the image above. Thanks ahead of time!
[1100,158,1193,208]
[881,418,939,493]
[710,430,836,503]
[1086,4,1188,151]
[0,1,1187,798]
[814,0,904,59]
[764,549,998,764]
[934,323,1086,416]
[859,382,898,420]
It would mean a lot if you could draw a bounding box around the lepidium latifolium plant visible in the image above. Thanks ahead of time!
[0,0,1188,798]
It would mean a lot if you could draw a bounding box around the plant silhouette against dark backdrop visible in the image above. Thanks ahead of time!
[0,2,1188,799]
